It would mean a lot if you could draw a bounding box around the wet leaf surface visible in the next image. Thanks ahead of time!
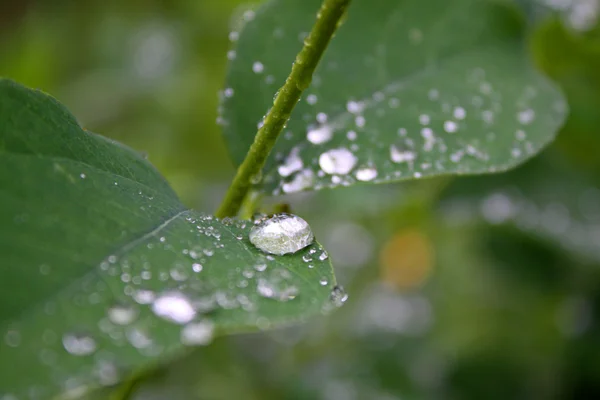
[221,0,567,195]
[0,80,339,399]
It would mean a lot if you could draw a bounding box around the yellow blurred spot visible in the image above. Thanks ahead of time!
[380,229,434,290]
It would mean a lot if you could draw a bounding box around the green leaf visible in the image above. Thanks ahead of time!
[221,0,567,195]
[0,79,340,399]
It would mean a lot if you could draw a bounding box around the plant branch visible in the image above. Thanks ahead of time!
[216,0,351,218]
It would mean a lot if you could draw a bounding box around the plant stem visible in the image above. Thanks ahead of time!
[216,0,351,218]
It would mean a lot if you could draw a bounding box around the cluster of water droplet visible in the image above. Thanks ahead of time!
[264,70,565,195]
[218,15,566,197]
[1,212,346,399]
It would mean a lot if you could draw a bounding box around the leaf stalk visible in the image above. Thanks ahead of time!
[216,0,351,218]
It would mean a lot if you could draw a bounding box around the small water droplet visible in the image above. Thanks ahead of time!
[229,31,239,42]
[319,148,357,175]
[354,115,366,127]
[319,277,329,286]
[444,120,458,133]
[243,9,255,21]
[252,61,264,73]
[346,100,365,114]
[453,107,466,120]
[107,303,138,325]
[127,328,153,349]
[95,360,120,386]
[62,332,96,356]
[319,251,329,261]
[257,275,299,302]
[282,168,314,193]
[4,330,20,347]
[192,263,203,273]
[307,124,333,144]
[181,321,215,345]
[278,147,303,177]
[330,285,348,307]
[390,145,416,163]
[151,292,196,324]
[133,289,155,304]
[249,213,314,255]
[170,264,188,281]
[254,263,267,272]
[517,109,535,125]
[316,112,328,123]
[355,165,378,182]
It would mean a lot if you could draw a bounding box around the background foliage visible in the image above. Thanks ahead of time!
[1,0,600,398]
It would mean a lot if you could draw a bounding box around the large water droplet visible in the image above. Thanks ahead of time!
[151,292,196,324]
[180,321,215,346]
[107,303,138,325]
[249,213,314,255]
[62,333,97,356]
[319,148,357,175]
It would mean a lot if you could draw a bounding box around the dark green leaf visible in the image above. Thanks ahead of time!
[0,79,339,399]
[221,0,567,195]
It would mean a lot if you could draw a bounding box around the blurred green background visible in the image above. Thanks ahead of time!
[2,0,600,399]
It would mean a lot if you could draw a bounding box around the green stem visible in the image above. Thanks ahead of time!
[216,0,352,218]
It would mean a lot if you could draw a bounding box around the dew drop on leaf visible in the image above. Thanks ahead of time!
[107,303,138,325]
[278,146,303,177]
[192,263,203,273]
[133,289,155,304]
[282,168,314,193]
[180,321,215,346]
[252,61,264,73]
[151,292,196,324]
[330,285,348,307]
[390,145,416,164]
[254,263,267,272]
[453,106,466,119]
[318,148,357,175]
[355,165,378,182]
[256,276,299,302]
[62,333,96,356]
[249,213,314,255]
[307,124,333,144]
